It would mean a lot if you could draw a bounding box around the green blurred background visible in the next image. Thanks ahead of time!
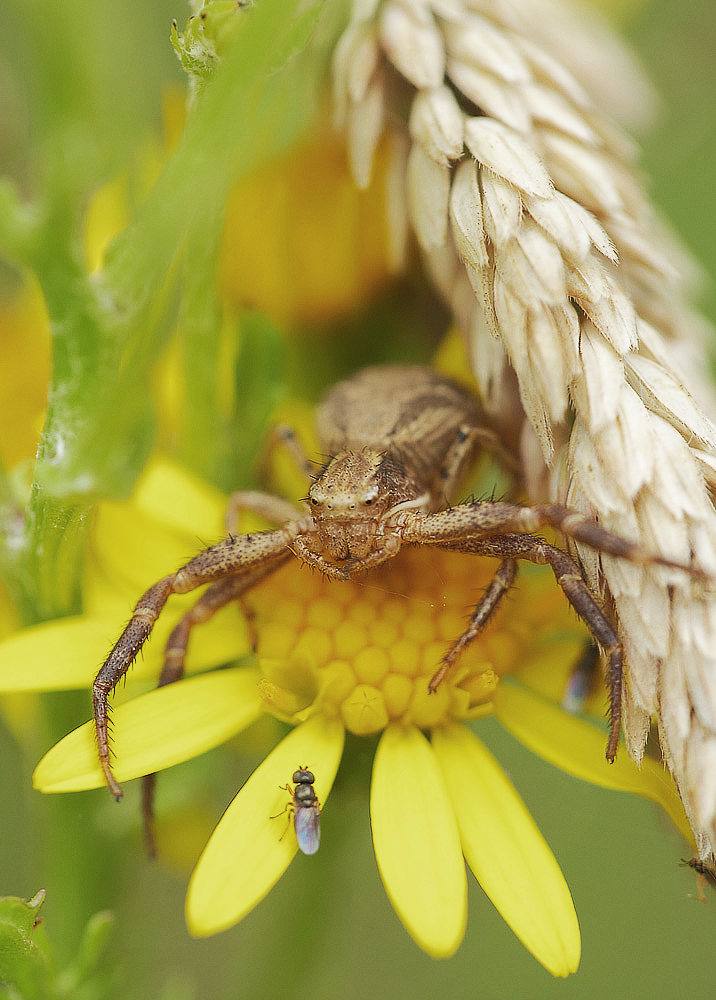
[1,0,715,997]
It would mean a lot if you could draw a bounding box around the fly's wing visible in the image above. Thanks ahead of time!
[294,804,321,855]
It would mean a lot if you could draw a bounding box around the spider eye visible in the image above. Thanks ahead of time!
[363,498,372,505]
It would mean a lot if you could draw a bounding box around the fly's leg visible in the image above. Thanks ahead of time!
[270,785,294,841]
[93,525,301,800]
[141,559,289,855]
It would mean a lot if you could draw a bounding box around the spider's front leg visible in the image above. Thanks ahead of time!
[140,557,291,854]
[419,526,626,760]
[93,522,304,800]
[399,499,694,762]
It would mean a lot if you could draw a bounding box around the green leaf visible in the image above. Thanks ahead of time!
[0,891,50,1000]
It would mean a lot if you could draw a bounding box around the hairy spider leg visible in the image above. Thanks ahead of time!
[93,524,302,801]
[140,560,289,855]
[400,500,696,762]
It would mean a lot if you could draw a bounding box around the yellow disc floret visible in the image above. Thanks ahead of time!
[250,546,584,734]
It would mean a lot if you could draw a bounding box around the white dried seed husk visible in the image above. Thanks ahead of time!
[510,219,567,305]
[550,300,581,379]
[409,85,464,165]
[692,450,716,495]
[468,305,509,411]
[378,0,445,88]
[592,386,656,501]
[407,143,451,249]
[659,648,691,775]
[646,422,715,524]
[525,303,571,423]
[442,12,530,83]
[607,217,679,284]
[493,273,553,455]
[449,158,489,268]
[464,259,499,336]
[509,0,658,130]
[465,117,552,197]
[687,515,716,581]
[450,260,484,334]
[446,59,533,133]
[565,251,608,304]
[561,194,618,262]
[573,269,638,354]
[625,355,716,451]
[424,234,482,335]
[384,130,411,272]
[522,190,593,266]
[480,167,522,247]
[422,236,462,304]
[684,728,716,834]
[570,324,624,432]
[689,593,716,664]
[513,35,590,110]
[428,0,467,21]
[568,419,623,517]
[619,582,671,662]
[332,17,380,119]
[621,688,652,765]
[523,82,600,145]
[539,128,623,214]
[580,106,641,167]
[346,66,386,189]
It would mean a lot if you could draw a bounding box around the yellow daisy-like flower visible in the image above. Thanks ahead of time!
[0,453,690,976]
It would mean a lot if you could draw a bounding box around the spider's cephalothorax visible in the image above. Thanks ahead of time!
[92,365,698,837]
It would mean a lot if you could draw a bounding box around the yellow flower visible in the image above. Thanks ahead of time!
[0,453,690,975]
[0,277,51,472]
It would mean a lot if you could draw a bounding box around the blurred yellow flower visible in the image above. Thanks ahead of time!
[219,125,395,329]
[0,277,51,472]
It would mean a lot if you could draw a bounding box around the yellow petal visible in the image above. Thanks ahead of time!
[433,723,580,977]
[85,458,227,609]
[33,667,263,792]
[130,457,227,539]
[0,617,127,691]
[370,723,467,958]
[91,499,219,598]
[0,601,250,692]
[185,713,345,936]
[495,684,693,844]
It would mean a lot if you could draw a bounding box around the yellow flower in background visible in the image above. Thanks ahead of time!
[0,277,51,474]
[0,449,689,975]
[219,125,395,329]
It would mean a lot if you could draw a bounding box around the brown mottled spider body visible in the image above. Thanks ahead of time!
[93,365,694,827]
